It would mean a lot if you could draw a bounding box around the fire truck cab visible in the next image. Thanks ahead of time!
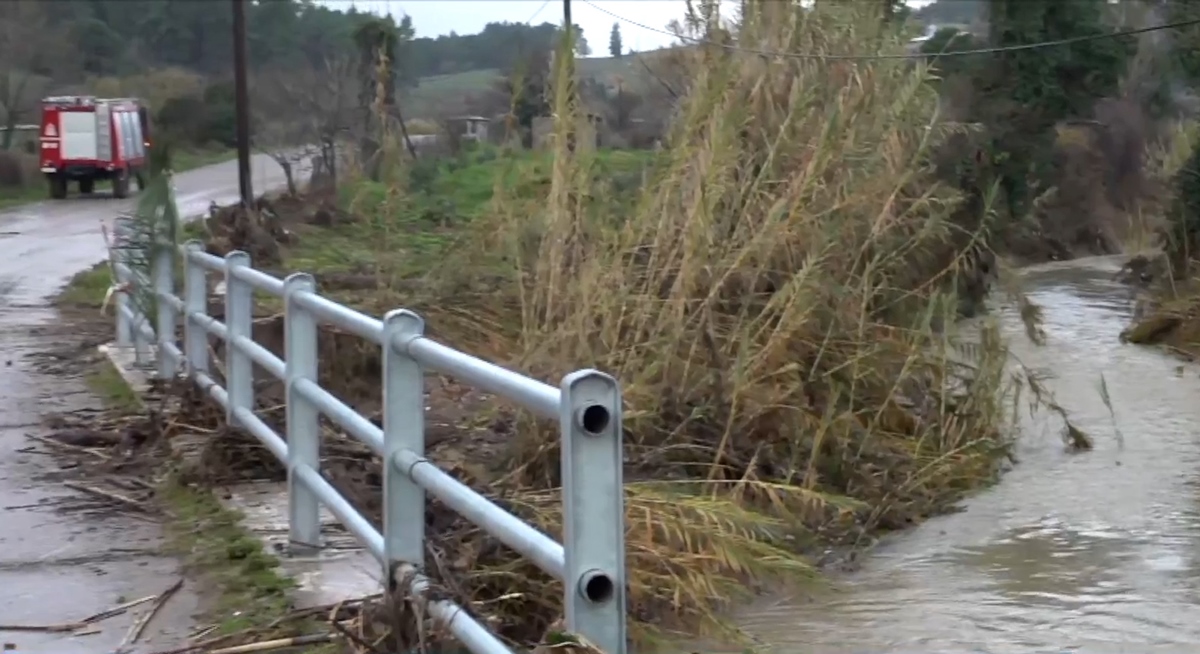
[39,95,150,200]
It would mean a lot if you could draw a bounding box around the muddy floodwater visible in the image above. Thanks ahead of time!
[735,256,1200,653]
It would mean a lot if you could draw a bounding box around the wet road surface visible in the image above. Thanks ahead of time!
[735,256,1200,653]
[0,155,288,653]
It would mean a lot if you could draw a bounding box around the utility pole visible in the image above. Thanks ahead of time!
[562,0,574,77]
[232,0,253,207]
[562,0,576,151]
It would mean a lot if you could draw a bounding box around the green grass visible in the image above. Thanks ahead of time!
[59,262,112,308]
[405,55,655,118]
[158,478,301,635]
[285,146,654,286]
[0,184,43,209]
[85,358,143,410]
[0,146,233,210]
[173,147,237,172]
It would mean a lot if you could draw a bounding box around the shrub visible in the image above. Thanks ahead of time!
[1164,139,1200,276]
[0,150,40,189]
[154,80,237,148]
[411,2,1019,642]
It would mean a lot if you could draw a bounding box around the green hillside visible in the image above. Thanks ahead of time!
[404,55,653,118]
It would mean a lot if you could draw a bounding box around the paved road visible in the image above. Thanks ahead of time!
[0,155,289,653]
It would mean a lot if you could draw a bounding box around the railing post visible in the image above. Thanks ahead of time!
[111,219,132,348]
[152,241,177,379]
[114,285,133,349]
[182,241,209,375]
[224,251,254,425]
[381,309,426,572]
[284,273,320,550]
[114,299,132,346]
[559,369,627,654]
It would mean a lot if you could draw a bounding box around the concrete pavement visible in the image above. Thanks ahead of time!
[0,155,290,653]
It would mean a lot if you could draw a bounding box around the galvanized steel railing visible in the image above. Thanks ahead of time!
[109,237,628,654]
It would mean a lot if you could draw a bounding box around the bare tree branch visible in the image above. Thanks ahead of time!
[0,1,58,149]
[253,53,362,193]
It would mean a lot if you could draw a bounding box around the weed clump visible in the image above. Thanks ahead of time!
[123,3,1034,648]
[406,1,1018,642]
[1120,121,1200,355]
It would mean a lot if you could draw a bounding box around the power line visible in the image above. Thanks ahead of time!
[526,0,552,25]
[582,0,1200,62]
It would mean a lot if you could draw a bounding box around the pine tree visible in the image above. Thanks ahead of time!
[608,22,623,58]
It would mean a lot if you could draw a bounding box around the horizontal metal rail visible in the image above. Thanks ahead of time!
[109,235,628,654]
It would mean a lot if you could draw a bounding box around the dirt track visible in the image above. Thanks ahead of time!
[0,155,288,653]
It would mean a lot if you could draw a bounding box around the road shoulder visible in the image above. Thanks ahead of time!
[0,303,199,653]
[35,295,367,654]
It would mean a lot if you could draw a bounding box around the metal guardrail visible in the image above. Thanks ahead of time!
[110,237,628,654]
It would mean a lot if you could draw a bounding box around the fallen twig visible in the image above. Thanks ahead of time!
[207,633,336,654]
[188,625,219,642]
[126,579,185,645]
[27,433,110,459]
[80,594,158,624]
[148,631,235,654]
[63,482,149,513]
[0,594,159,633]
[327,600,379,654]
[0,622,83,633]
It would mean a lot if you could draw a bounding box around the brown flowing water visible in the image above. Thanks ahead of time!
[736,255,1200,653]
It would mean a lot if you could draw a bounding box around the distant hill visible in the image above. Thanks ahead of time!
[403,55,655,119]
[913,0,985,27]
[402,1,994,120]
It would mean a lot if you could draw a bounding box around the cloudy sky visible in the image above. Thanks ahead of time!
[339,1,700,53]
[333,1,935,55]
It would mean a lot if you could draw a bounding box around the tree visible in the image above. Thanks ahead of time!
[1163,0,1200,273]
[979,0,1134,218]
[494,49,552,147]
[1164,138,1200,277]
[354,16,419,177]
[609,23,623,58]
[0,2,60,150]
[572,25,592,57]
[254,54,361,194]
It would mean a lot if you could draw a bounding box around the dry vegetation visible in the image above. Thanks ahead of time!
[64,3,1095,651]
[0,148,42,207]
[1114,119,1200,356]
[184,4,1034,647]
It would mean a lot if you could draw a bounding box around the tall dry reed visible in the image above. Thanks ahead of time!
[413,2,1021,644]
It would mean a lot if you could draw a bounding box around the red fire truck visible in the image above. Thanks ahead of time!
[38,95,150,200]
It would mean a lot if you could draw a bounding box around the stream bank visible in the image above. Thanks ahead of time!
[731,255,1200,652]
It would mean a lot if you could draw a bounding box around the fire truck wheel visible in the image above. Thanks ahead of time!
[79,179,95,195]
[47,175,67,200]
[112,172,130,199]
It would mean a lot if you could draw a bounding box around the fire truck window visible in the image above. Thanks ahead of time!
[122,112,135,158]
[132,112,143,157]
[124,113,133,157]
[132,112,144,157]
[114,112,124,158]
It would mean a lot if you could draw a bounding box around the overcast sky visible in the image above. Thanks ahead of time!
[338,1,698,53]
[333,1,934,56]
